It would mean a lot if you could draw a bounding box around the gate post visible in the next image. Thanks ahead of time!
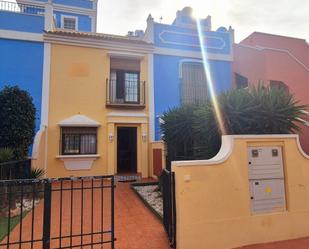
[43,179,52,249]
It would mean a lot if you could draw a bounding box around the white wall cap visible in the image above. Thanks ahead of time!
[172,134,309,168]
[58,114,100,127]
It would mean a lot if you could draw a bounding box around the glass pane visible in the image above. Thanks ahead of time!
[63,134,80,154]
[125,73,138,102]
[63,18,76,30]
[80,134,96,154]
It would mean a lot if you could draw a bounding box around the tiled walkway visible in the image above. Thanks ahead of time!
[0,180,170,249]
[114,182,170,249]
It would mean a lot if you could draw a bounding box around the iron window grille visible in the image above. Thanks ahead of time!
[111,70,140,103]
[61,127,97,155]
[62,16,77,30]
[180,62,208,105]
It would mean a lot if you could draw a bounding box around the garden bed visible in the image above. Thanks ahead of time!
[131,182,163,220]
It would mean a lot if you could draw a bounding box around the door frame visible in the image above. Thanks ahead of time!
[115,124,140,174]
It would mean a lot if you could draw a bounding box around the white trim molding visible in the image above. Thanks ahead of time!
[43,33,154,54]
[31,128,44,159]
[56,154,100,170]
[158,30,226,50]
[0,29,43,42]
[154,47,233,61]
[40,42,51,128]
[148,53,155,141]
[107,51,145,59]
[178,58,203,78]
[172,134,309,167]
[107,111,147,118]
[58,114,100,127]
[61,15,78,31]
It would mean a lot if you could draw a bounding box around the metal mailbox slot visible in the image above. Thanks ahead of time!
[247,146,286,214]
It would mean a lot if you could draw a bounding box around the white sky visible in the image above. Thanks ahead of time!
[96,0,309,42]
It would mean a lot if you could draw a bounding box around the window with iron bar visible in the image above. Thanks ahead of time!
[61,127,97,155]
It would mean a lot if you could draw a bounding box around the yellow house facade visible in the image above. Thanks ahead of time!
[33,30,159,178]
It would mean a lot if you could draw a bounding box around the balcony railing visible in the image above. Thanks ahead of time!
[0,0,44,15]
[106,79,146,108]
[0,159,31,180]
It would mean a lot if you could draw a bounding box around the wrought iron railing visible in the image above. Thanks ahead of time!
[161,169,176,248]
[0,176,116,249]
[106,78,146,108]
[0,0,44,15]
[0,159,31,180]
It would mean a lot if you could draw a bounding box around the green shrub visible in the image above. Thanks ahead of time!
[0,86,36,158]
[30,168,45,179]
[161,85,307,168]
[0,148,15,163]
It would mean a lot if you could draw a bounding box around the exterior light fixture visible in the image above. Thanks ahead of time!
[142,133,147,143]
[108,133,114,142]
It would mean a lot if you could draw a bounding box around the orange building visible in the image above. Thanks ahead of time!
[233,32,309,153]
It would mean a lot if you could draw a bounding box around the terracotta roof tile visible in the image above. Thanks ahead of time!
[44,29,151,45]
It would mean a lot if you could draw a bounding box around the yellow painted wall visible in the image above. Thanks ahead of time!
[172,135,309,249]
[46,44,150,178]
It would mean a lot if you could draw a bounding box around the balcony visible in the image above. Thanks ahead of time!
[106,79,146,109]
[0,0,44,15]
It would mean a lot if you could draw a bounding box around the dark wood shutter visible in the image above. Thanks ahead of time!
[116,71,125,99]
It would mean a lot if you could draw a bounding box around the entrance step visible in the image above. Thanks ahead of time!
[115,174,142,182]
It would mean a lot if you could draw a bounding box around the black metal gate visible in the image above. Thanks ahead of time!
[0,175,115,249]
[162,169,176,248]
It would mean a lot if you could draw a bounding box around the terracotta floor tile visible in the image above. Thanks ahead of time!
[2,179,170,249]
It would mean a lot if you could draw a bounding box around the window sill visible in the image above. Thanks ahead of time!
[56,154,100,170]
[56,154,100,159]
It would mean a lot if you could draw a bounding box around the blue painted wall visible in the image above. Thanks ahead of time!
[153,54,232,140]
[154,23,231,54]
[152,8,233,140]
[0,39,44,132]
[0,11,44,33]
[54,11,92,32]
[0,0,94,135]
[33,0,93,9]
[53,0,93,9]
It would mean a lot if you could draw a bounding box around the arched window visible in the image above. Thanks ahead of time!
[180,61,208,105]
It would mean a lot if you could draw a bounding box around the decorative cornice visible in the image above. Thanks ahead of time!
[158,30,226,50]
[43,32,154,54]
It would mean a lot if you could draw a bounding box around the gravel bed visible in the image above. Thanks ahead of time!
[133,184,163,217]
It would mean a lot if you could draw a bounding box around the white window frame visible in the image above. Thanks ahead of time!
[61,15,78,30]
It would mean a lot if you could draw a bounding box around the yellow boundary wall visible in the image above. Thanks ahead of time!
[172,135,309,249]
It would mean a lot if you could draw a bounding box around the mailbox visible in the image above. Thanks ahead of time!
[247,147,286,214]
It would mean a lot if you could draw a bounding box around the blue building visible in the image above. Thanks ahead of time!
[0,0,98,133]
[143,7,234,140]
